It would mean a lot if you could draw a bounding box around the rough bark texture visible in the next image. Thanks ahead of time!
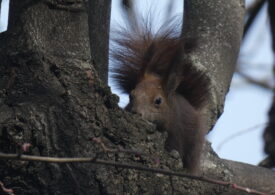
[0,0,106,194]
[0,0,274,195]
[183,0,245,129]
[88,0,111,84]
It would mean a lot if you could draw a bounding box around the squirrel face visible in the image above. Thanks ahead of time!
[126,73,169,125]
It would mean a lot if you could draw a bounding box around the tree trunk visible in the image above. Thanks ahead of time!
[0,0,274,195]
[183,0,245,129]
[88,0,111,84]
[263,0,275,167]
[0,0,110,194]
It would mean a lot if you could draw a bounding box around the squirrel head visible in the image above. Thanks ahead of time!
[126,73,169,125]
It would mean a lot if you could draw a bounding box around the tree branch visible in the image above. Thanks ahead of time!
[183,0,245,129]
[217,123,267,151]
[236,68,273,90]
[0,152,271,195]
[0,181,14,195]
[243,0,266,39]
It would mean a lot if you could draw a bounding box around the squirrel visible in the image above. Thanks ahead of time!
[110,3,210,175]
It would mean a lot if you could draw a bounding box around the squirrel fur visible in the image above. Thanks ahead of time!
[110,4,210,175]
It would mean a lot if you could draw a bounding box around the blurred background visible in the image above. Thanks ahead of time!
[1,0,273,166]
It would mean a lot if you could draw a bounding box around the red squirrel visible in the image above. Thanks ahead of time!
[110,5,210,175]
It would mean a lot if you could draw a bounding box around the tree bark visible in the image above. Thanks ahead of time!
[262,0,275,167]
[0,0,274,195]
[0,0,109,194]
[183,0,245,129]
[88,0,111,84]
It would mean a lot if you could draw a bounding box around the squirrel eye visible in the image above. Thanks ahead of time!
[154,97,162,106]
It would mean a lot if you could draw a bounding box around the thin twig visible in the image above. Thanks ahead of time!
[236,70,273,90]
[217,123,267,151]
[0,152,271,195]
[0,181,14,195]
[243,0,266,38]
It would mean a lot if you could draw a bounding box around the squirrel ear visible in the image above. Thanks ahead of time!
[163,38,198,96]
[163,46,184,95]
[164,72,182,95]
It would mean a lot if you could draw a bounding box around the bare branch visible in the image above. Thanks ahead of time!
[0,181,14,195]
[236,69,273,90]
[243,0,266,38]
[217,123,267,151]
[0,152,271,195]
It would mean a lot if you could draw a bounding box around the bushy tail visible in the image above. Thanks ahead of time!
[110,2,210,109]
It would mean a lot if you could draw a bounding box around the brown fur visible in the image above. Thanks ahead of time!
[110,15,210,175]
